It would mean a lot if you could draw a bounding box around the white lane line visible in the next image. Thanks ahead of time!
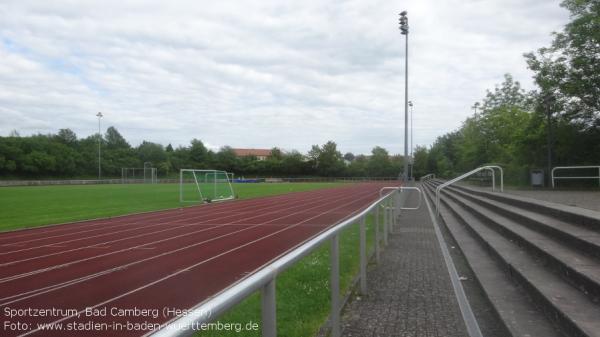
[0,191,316,257]
[0,187,347,270]
[0,186,332,243]
[17,187,381,337]
[2,187,376,308]
[0,187,360,288]
[0,198,277,250]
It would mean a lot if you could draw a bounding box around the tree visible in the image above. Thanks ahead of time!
[270,147,283,160]
[307,145,321,169]
[315,141,344,176]
[105,127,130,149]
[343,152,355,162]
[137,141,166,163]
[347,155,368,177]
[412,146,429,179]
[281,151,306,175]
[56,129,78,146]
[367,146,393,177]
[215,146,237,172]
[189,139,208,165]
[524,0,600,129]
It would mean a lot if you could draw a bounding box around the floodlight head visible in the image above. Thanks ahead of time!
[96,112,103,118]
[399,11,409,35]
[408,101,413,107]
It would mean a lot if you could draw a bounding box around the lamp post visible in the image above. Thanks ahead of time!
[399,11,409,182]
[96,112,103,180]
[472,102,480,116]
[543,94,555,184]
[409,100,413,180]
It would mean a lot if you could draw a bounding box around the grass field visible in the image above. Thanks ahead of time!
[0,182,345,231]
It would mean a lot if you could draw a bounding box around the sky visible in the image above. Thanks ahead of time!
[0,0,570,155]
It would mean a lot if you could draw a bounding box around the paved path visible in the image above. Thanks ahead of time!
[341,191,468,337]
[457,182,600,212]
[503,189,600,212]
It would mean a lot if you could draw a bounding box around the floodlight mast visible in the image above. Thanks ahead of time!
[96,112,103,180]
[409,100,413,180]
[399,11,409,182]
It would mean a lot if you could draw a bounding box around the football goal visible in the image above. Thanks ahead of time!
[179,169,235,203]
[121,166,157,184]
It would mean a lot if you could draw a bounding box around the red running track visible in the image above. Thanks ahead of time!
[0,182,398,336]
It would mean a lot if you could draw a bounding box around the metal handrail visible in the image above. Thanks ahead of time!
[435,166,503,215]
[420,173,435,181]
[379,186,422,210]
[551,165,600,188]
[151,186,413,337]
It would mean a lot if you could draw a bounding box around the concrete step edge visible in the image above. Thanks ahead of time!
[440,187,600,303]
[420,185,563,337]
[437,188,600,337]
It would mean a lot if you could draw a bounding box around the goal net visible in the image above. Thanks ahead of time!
[179,169,235,203]
[121,167,157,184]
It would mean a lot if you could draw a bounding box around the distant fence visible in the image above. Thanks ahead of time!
[0,176,400,187]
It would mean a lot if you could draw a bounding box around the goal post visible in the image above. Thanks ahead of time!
[179,169,235,203]
[121,167,157,184]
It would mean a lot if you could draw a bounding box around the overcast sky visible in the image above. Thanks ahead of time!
[0,0,569,154]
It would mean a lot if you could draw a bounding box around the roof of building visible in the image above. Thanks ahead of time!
[232,148,272,157]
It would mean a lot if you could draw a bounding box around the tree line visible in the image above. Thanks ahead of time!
[412,0,599,185]
[0,128,405,179]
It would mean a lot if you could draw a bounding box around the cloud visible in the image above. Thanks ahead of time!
[0,0,569,154]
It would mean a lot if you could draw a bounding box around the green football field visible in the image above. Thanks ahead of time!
[0,182,346,232]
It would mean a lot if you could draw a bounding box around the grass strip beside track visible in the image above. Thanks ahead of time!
[0,183,346,232]
[197,213,378,337]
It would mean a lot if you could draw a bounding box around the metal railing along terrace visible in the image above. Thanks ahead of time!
[150,186,422,337]
[420,173,435,181]
[551,165,600,188]
[435,165,503,215]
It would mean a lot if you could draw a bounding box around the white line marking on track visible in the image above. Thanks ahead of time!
[1,187,376,308]
[17,186,383,337]
[0,190,327,256]
[0,188,343,271]
[0,187,360,290]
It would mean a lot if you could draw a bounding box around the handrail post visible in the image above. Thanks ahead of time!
[359,216,367,294]
[383,203,389,245]
[330,235,340,337]
[261,278,276,337]
[392,192,398,233]
[374,207,380,263]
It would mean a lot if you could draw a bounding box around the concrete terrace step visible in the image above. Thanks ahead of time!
[421,183,563,337]
[439,186,600,304]
[424,181,600,337]
[449,183,600,232]
[444,185,600,260]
